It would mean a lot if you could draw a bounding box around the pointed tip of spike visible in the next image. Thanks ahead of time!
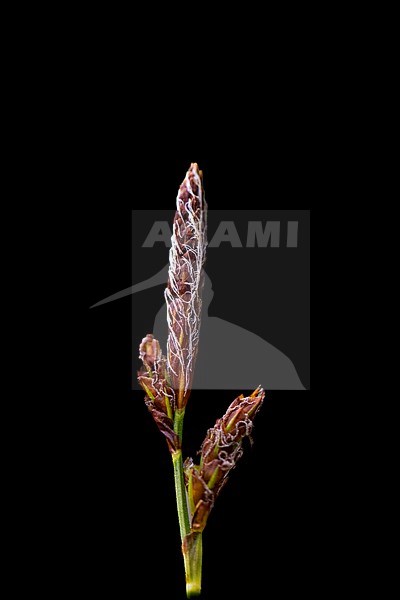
[189,163,203,179]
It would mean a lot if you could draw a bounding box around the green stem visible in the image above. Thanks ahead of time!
[172,408,190,540]
[172,449,190,540]
[183,533,203,598]
[174,407,186,446]
[172,408,203,597]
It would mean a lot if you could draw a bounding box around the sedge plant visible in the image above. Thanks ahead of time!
[138,163,265,597]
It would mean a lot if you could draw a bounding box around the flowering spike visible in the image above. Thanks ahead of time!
[138,334,179,453]
[185,387,265,532]
[165,163,208,408]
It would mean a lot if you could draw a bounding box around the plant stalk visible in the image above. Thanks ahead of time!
[172,449,190,540]
[173,408,203,597]
[184,533,203,598]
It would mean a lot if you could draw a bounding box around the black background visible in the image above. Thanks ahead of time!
[87,159,317,599]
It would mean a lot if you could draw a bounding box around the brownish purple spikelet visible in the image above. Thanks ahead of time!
[138,334,179,453]
[185,387,265,532]
[165,163,207,408]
